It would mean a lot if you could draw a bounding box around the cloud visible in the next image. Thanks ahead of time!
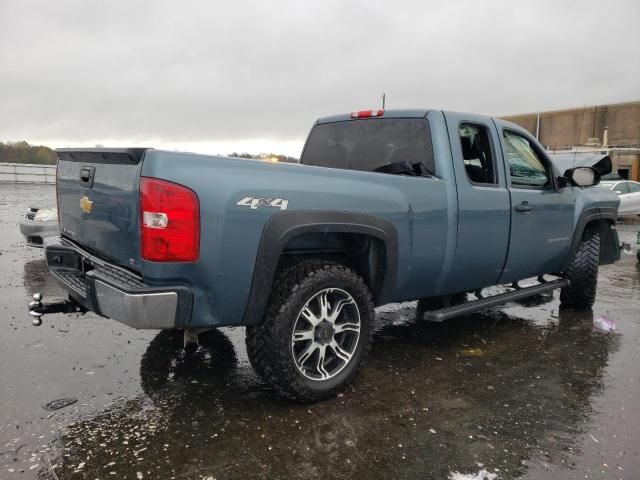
[1,0,638,156]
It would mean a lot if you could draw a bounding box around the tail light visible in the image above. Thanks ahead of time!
[350,109,384,119]
[139,177,200,262]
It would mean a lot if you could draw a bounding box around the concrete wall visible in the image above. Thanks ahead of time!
[503,101,640,149]
[0,163,56,184]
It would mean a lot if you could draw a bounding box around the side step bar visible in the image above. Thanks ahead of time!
[423,278,569,323]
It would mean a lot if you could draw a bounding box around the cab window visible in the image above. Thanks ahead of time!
[459,123,496,185]
[503,130,550,188]
[301,118,435,176]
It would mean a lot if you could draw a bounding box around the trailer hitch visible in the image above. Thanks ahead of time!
[28,293,87,326]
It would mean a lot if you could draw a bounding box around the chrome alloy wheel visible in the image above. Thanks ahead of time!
[291,288,361,381]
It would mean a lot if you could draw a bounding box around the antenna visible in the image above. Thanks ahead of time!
[382,92,386,109]
[573,105,587,167]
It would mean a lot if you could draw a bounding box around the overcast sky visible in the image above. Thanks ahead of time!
[1,0,639,157]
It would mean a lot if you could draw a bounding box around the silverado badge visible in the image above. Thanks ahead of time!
[80,195,93,214]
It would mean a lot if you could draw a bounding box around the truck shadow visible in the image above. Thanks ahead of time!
[139,329,239,406]
[44,304,620,480]
[22,258,66,298]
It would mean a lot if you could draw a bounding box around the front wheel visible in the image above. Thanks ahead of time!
[560,227,600,309]
[245,260,374,402]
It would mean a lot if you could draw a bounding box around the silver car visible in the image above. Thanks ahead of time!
[19,206,59,247]
[598,180,640,216]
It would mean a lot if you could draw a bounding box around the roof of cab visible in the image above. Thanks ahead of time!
[317,109,431,124]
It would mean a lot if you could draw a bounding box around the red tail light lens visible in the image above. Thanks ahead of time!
[140,177,200,262]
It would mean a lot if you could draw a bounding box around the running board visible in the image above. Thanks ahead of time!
[423,279,569,323]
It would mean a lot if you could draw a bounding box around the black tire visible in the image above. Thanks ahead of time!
[560,227,600,309]
[246,325,268,379]
[245,260,374,402]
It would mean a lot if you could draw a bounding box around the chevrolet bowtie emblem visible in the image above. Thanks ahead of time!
[80,195,93,214]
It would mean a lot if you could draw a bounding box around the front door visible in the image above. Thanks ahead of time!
[495,123,576,283]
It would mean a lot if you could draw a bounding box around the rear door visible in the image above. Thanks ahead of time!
[494,122,576,282]
[442,112,510,292]
[56,148,147,270]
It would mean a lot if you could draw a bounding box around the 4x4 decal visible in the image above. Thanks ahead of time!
[236,196,289,211]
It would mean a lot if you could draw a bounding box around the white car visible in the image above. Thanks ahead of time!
[598,180,640,216]
[19,206,59,247]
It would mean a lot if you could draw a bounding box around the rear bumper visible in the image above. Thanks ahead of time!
[44,237,192,329]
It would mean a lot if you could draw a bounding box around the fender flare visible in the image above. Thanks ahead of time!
[241,211,399,325]
[561,206,618,272]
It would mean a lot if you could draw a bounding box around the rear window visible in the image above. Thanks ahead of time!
[301,118,435,175]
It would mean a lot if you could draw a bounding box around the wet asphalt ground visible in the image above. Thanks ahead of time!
[1,183,639,480]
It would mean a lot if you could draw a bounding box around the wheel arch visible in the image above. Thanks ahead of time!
[241,211,399,325]
[561,206,620,272]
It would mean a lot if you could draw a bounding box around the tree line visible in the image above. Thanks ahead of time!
[0,141,57,165]
[0,142,298,166]
[228,152,299,163]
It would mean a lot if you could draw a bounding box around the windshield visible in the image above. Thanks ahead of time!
[301,118,435,175]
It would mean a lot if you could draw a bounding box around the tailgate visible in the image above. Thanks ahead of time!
[56,148,147,271]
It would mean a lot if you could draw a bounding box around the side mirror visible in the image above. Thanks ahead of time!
[562,167,600,187]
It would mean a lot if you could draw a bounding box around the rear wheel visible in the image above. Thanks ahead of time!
[560,227,600,309]
[245,260,374,402]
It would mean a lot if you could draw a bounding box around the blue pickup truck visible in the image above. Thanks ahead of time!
[29,109,620,401]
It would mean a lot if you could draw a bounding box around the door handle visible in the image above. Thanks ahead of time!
[79,166,95,187]
[515,201,532,213]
